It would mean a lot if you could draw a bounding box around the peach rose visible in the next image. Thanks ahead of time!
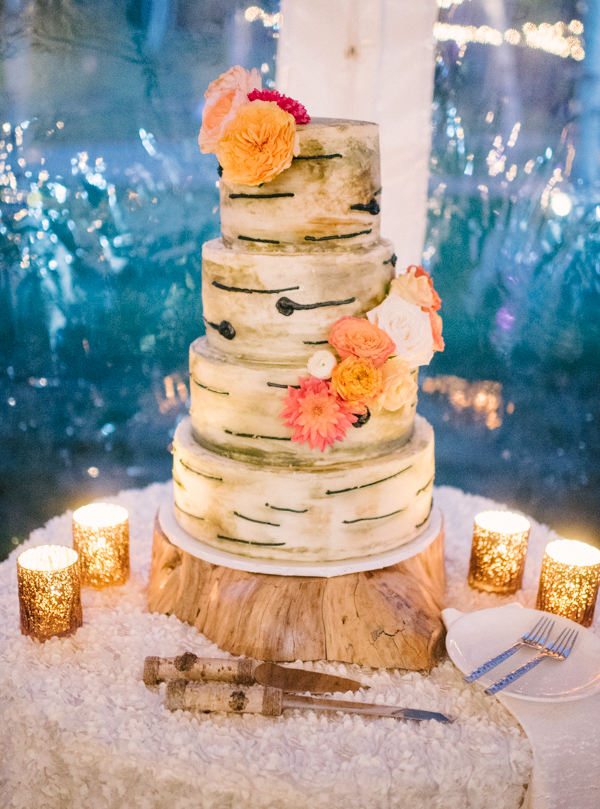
[413,265,442,311]
[328,316,395,368]
[331,356,383,408]
[390,271,435,311]
[198,66,262,154]
[390,265,442,312]
[430,310,445,352]
[371,357,417,413]
[215,100,299,186]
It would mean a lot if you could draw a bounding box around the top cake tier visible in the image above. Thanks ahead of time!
[219,119,381,252]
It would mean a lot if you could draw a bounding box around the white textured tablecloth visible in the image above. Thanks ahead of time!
[0,482,594,809]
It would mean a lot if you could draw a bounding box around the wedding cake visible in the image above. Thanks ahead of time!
[171,67,444,563]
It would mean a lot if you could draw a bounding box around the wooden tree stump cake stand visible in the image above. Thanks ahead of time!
[148,509,447,671]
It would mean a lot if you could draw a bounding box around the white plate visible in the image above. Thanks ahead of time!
[446,606,600,702]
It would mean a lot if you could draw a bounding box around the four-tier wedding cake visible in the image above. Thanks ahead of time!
[171,67,444,564]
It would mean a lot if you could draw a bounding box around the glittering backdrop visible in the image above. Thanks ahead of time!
[1,0,599,559]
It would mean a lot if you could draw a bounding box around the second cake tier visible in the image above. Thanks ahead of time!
[190,337,417,467]
[173,415,434,563]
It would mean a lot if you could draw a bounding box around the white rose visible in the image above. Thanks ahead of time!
[307,350,337,379]
[367,294,433,368]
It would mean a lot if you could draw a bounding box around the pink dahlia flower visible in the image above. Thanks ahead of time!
[280,376,356,451]
[248,89,310,125]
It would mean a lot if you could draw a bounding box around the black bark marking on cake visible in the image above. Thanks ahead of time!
[238,235,280,244]
[415,500,434,529]
[305,230,372,242]
[234,511,281,527]
[191,376,230,395]
[229,192,295,199]
[267,382,301,389]
[351,409,371,428]
[326,465,413,496]
[276,296,355,316]
[213,281,300,295]
[350,198,380,215]
[343,507,406,524]
[174,504,205,521]
[303,340,329,345]
[179,459,223,482]
[204,318,236,340]
[374,187,382,196]
[293,153,343,160]
[173,475,185,490]
[383,254,397,267]
[266,504,309,513]
[224,429,292,441]
[217,535,286,547]
[175,652,198,671]
[416,477,434,496]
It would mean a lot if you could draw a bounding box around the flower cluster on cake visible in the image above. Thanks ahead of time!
[282,265,443,451]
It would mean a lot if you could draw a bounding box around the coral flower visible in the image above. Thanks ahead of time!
[328,316,395,367]
[331,356,383,408]
[216,100,299,185]
[199,66,261,154]
[430,310,445,352]
[280,377,357,451]
[248,88,310,124]
[413,265,442,311]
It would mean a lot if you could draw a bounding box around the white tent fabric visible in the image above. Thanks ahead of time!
[276,0,438,271]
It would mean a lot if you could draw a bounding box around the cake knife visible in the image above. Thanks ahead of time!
[144,653,366,693]
[165,680,453,723]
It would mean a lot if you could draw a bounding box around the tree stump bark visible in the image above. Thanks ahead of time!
[148,515,446,670]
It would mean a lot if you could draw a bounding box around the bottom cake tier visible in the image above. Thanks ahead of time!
[172,415,435,562]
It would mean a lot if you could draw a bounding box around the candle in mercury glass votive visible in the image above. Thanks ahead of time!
[72,503,129,587]
[468,510,531,594]
[536,539,600,627]
[17,545,82,641]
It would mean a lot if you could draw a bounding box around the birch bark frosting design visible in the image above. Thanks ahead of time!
[171,66,444,562]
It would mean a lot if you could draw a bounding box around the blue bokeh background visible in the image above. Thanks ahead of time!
[1,0,598,559]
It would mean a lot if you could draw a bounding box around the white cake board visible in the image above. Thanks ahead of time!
[158,500,443,578]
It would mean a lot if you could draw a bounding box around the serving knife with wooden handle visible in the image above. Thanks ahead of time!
[144,653,365,693]
[165,680,453,723]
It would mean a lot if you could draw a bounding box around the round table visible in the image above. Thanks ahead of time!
[1,482,573,809]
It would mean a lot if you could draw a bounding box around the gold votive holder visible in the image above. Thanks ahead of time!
[17,545,82,641]
[72,503,129,587]
[536,539,600,627]
[468,510,531,594]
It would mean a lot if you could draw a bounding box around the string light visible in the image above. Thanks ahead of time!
[434,21,584,60]
[244,6,280,27]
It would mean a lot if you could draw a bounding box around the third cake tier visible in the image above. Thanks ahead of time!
[190,336,417,467]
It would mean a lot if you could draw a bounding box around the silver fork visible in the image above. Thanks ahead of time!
[485,626,579,695]
[463,616,555,684]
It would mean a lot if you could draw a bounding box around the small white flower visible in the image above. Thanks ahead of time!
[367,294,433,368]
[307,350,337,379]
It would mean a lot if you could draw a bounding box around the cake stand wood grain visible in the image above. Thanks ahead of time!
[148,515,446,670]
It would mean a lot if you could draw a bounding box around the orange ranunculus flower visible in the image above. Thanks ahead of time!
[331,356,383,408]
[198,66,261,155]
[328,316,395,368]
[430,310,445,352]
[215,100,299,186]
[371,357,417,413]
